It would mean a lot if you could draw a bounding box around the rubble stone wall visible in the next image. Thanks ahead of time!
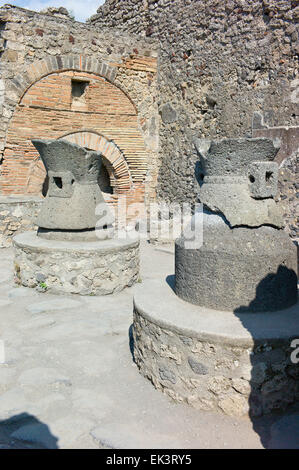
[92,0,299,240]
[133,305,299,417]
[0,196,41,247]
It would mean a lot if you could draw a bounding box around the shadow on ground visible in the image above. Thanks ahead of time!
[0,412,59,449]
[234,264,299,449]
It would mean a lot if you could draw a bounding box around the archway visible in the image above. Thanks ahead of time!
[1,69,147,198]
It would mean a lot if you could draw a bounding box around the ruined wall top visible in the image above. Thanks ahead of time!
[89,0,149,35]
[90,0,299,42]
[0,4,76,23]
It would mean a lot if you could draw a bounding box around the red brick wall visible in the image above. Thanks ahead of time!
[1,71,148,200]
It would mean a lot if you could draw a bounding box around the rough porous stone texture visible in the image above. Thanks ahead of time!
[32,139,113,234]
[277,152,299,242]
[133,279,299,417]
[175,138,298,312]
[194,137,283,228]
[0,196,42,247]
[92,0,298,235]
[13,231,139,295]
[175,212,298,312]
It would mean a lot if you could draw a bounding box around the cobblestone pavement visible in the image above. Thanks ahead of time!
[0,242,297,449]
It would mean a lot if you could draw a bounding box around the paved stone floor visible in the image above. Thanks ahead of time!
[0,242,298,449]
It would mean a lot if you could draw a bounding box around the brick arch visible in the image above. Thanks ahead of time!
[2,68,148,195]
[26,157,46,195]
[6,54,137,112]
[26,132,134,195]
[59,131,133,193]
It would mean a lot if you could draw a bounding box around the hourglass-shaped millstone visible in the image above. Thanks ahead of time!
[194,137,283,228]
[175,138,298,312]
[32,139,114,240]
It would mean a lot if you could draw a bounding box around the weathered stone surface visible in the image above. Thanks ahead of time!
[11,423,58,449]
[269,414,299,449]
[26,298,82,315]
[18,368,71,387]
[277,153,299,242]
[40,7,72,19]
[13,231,140,295]
[0,196,42,247]
[159,366,177,384]
[160,103,177,124]
[251,363,268,384]
[175,137,297,313]
[32,139,114,234]
[91,1,298,237]
[133,278,299,416]
[0,389,36,421]
[218,395,250,417]
[232,378,251,395]
[188,356,208,375]
[194,137,283,228]
[175,211,298,312]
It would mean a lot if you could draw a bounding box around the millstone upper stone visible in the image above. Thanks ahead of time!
[194,137,283,228]
[32,139,114,232]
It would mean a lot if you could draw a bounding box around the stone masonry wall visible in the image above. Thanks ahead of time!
[92,0,299,237]
[14,234,140,295]
[89,0,149,35]
[133,307,299,417]
[0,5,159,208]
[0,196,42,247]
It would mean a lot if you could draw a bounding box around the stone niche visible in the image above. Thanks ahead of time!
[132,138,298,417]
[13,139,139,295]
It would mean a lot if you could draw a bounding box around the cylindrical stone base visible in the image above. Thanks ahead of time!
[13,231,139,295]
[175,213,298,312]
[133,279,299,417]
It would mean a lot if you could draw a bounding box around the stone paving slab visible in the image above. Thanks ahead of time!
[26,298,84,315]
[0,243,297,449]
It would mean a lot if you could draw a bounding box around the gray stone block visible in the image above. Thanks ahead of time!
[188,356,208,375]
[194,137,283,228]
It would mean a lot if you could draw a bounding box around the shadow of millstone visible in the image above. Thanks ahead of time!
[0,412,59,449]
[268,413,299,449]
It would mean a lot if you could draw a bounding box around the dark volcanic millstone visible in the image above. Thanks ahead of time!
[32,138,114,240]
[175,138,298,312]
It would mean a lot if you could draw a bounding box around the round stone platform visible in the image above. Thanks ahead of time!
[133,278,299,417]
[13,231,139,295]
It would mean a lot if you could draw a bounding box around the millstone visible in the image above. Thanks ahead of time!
[32,138,114,240]
[175,138,298,312]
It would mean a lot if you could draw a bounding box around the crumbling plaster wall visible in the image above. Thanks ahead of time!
[92,0,299,240]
